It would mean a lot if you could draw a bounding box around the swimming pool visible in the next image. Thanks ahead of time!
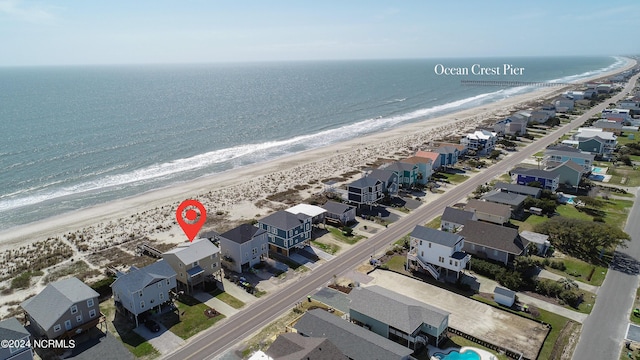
[432,349,481,360]
[591,166,607,174]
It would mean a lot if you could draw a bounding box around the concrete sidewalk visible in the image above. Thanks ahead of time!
[537,269,600,294]
[192,291,241,317]
[516,293,588,323]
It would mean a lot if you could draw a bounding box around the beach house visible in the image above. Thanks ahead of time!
[111,260,177,326]
[510,167,560,192]
[480,191,527,216]
[440,206,476,232]
[548,160,585,188]
[432,145,460,167]
[401,156,433,185]
[285,204,327,225]
[464,199,511,225]
[406,225,470,280]
[592,119,624,135]
[21,277,101,340]
[601,109,631,123]
[384,161,418,188]
[493,182,542,199]
[346,176,384,206]
[218,224,268,273]
[494,115,528,135]
[266,332,347,360]
[348,286,450,348]
[571,128,617,158]
[294,309,413,360]
[459,221,528,265]
[162,239,222,293]
[321,201,356,226]
[460,130,497,155]
[258,210,312,256]
[554,98,575,113]
[368,168,399,196]
[543,145,595,172]
[0,317,33,360]
[415,150,442,172]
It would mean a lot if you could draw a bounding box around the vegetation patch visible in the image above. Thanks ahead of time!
[159,295,225,339]
[327,226,366,244]
[209,288,245,309]
[10,270,44,289]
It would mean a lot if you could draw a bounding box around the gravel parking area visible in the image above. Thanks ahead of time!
[367,270,547,360]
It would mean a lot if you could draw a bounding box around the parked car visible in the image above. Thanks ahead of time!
[144,319,161,332]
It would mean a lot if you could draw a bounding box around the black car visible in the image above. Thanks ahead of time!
[144,319,160,332]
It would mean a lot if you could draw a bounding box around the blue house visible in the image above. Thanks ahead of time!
[510,167,560,192]
[258,210,312,256]
[433,146,460,167]
[543,145,594,172]
[347,177,384,206]
[384,162,418,188]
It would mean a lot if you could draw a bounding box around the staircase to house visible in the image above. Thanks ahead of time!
[414,256,440,280]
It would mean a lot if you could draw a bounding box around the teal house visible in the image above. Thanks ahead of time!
[258,210,312,256]
[548,160,585,188]
[385,161,418,188]
[348,286,449,348]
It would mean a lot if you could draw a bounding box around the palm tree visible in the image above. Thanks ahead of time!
[557,277,578,290]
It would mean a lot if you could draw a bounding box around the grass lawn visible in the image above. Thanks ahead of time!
[629,155,640,162]
[618,131,639,145]
[209,288,245,309]
[543,256,608,286]
[311,240,340,254]
[510,213,548,232]
[472,295,574,360]
[394,233,410,247]
[440,172,469,184]
[327,226,366,245]
[385,255,407,272]
[575,290,596,314]
[425,216,441,229]
[630,286,640,325]
[555,204,593,221]
[159,295,225,340]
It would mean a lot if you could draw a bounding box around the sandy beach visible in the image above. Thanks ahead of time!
[0,58,635,317]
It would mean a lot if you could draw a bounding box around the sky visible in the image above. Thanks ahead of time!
[1,0,639,66]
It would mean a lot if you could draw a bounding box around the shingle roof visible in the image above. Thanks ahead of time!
[510,167,559,180]
[321,201,355,215]
[163,238,219,265]
[348,176,382,189]
[441,206,476,225]
[546,144,582,153]
[481,191,527,207]
[401,156,433,165]
[411,225,463,248]
[21,277,99,332]
[369,169,397,183]
[465,199,511,220]
[111,260,176,294]
[386,161,416,172]
[493,182,542,197]
[415,151,440,163]
[545,147,594,159]
[266,332,346,360]
[549,160,585,175]
[458,221,526,255]
[433,146,458,155]
[349,286,449,333]
[259,210,310,230]
[294,309,413,360]
[220,224,266,244]
[0,317,29,341]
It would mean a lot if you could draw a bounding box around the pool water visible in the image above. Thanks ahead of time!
[433,349,481,360]
[591,166,607,174]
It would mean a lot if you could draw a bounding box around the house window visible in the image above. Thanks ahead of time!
[139,291,143,297]
[455,261,458,267]
[54,324,62,332]
[87,298,94,307]
[166,279,170,285]
[65,320,72,331]
[421,251,424,257]
[428,242,431,248]
[211,263,217,269]
[89,309,96,318]
[140,301,145,309]
[494,249,499,256]
[252,247,258,255]
[158,282,162,288]
[179,263,183,268]
[210,254,215,260]
[180,273,183,277]
[70,305,78,314]
[261,244,267,251]
[160,292,165,301]
[449,259,452,265]
[76,315,83,323]
[419,240,422,246]
[288,230,293,237]
[193,261,199,267]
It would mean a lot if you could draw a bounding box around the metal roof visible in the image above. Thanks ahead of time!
[163,238,220,265]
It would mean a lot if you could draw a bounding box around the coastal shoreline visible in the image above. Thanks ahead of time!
[0,57,635,253]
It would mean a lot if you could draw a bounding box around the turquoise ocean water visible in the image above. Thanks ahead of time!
[0,57,625,230]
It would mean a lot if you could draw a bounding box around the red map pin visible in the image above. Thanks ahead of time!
[176,199,207,242]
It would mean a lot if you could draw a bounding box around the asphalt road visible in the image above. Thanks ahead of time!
[165,73,639,360]
[571,73,640,360]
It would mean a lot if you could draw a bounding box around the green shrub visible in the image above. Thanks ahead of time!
[550,261,566,271]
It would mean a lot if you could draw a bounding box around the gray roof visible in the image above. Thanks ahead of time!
[111,260,176,294]
[481,191,527,207]
[549,160,585,175]
[0,317,29,341]
[519,231,550,245]
[266,332,347,360]
[411,225,463,248]
[545,147,594,160]
[593,120,623,130]
[349,286,449,333]
[494,287,516,298]
[259,210,310,230]
[493,182,542,197]
[433,145,458,155]
[21,277,99,332]
[546,144,582,153]
[321,201,355,215]
[458,221,526,255]
[465,199,512,220]
[369,169,398,183]
[220,223,266,244]
[349,176,382,189]
[441,206,476,225]
[510,167,559,180]
[294,309,413,360]
[386,161,416,172]
[163,238,219,265]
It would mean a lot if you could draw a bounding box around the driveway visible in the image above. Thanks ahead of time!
[134,320,185,355]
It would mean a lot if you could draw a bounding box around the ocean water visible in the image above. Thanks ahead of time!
[0,56,625,230]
